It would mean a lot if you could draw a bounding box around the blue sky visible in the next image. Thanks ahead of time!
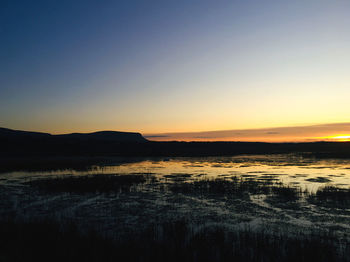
[1,0,350,139]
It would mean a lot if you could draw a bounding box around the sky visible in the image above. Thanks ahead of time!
[1,0,350,141]
[145,123,350,142]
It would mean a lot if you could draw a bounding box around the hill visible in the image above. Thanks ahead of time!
[0,127,147,143]
[1,127,350,158]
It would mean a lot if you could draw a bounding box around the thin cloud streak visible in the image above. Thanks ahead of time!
[144,123,350,142]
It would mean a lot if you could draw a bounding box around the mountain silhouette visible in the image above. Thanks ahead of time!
[0,127,147,143]
[1,127,350,158]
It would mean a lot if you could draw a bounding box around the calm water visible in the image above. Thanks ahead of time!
[1,154,350,242]
[2,154,350,191]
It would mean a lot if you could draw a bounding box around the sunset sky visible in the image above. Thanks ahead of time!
[1,1,350,142]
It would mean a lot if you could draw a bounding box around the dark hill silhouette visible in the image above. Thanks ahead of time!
[0,127,147,143]
[56,131,147,142]
[1,127,350,158]
[0,127,148,157]
[0,127,51,138]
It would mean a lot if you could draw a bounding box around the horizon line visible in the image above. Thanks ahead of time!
[2,121,350,143]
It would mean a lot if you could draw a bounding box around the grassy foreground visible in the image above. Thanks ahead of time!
[0,218,349,262]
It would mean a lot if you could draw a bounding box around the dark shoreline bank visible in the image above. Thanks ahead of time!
[2,126,350,158]
[2,139,350,158]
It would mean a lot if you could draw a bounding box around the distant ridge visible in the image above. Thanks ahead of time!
[0,127,51,138]
[1,127,350,158]
[56,130,147,142]
[0,127,147,143]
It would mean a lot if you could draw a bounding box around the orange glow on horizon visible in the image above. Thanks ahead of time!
[319,134,350,142]
[146,134,350,143]
[144,124,350,142]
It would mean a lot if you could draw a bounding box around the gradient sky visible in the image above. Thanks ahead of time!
[145,123,350,142]
[1,0,350,140]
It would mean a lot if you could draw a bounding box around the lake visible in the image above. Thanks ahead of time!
[1,154,350,260]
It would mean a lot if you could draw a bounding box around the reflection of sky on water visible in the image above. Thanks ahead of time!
[2,155,350,191]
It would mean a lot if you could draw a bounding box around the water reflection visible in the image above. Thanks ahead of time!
[1,154,350,256]
[2,154,350,191]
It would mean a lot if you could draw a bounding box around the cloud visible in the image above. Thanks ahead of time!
[265,132,280,135]
[144,122,350,142]
[144,135,170,138]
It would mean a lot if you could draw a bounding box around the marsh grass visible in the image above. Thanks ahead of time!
[168,176,350,208]
[0,218,348,262]
[308,186,350,207]
[168,177,301,201]
[4,172,350,261]
[27,174,152,193]
[25,173,350,208]
[270,185,304,201]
